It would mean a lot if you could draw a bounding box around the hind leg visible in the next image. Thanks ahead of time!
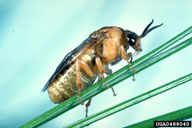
[85,98,92,117]
[76,59,94,105]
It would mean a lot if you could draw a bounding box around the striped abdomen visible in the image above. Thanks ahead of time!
[48,52,97,103]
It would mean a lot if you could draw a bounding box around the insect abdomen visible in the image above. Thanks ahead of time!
[48,56,96,103]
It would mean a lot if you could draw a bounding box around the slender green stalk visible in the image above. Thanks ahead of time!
[20,27,192,128]
[123,106,192,128]
[66,73,192,128]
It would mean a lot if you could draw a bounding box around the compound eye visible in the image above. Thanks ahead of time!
[127,35,136,45]
[131,38,135,43]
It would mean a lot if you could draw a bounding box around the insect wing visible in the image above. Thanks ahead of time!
[42,37,96,92]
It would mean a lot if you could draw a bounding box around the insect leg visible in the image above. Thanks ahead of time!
[76,59,95,105]
[76,60,84,105]
[85,98,92,117]
[78,60,94,77]
[127,52,137,81]
[95,57,108,88]
[120,45,136,80]
[104,69,117,96]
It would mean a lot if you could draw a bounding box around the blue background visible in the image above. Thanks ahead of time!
[0,0,192,127]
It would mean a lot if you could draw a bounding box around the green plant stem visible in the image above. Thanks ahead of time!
[109,37,192,85]
[66,73,192,128]
[20,27,192,128]
[123,106,192,128]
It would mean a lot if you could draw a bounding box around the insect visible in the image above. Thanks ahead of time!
[42,19,162,117]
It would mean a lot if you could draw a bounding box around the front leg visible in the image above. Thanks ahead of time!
[120,45,136,80]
